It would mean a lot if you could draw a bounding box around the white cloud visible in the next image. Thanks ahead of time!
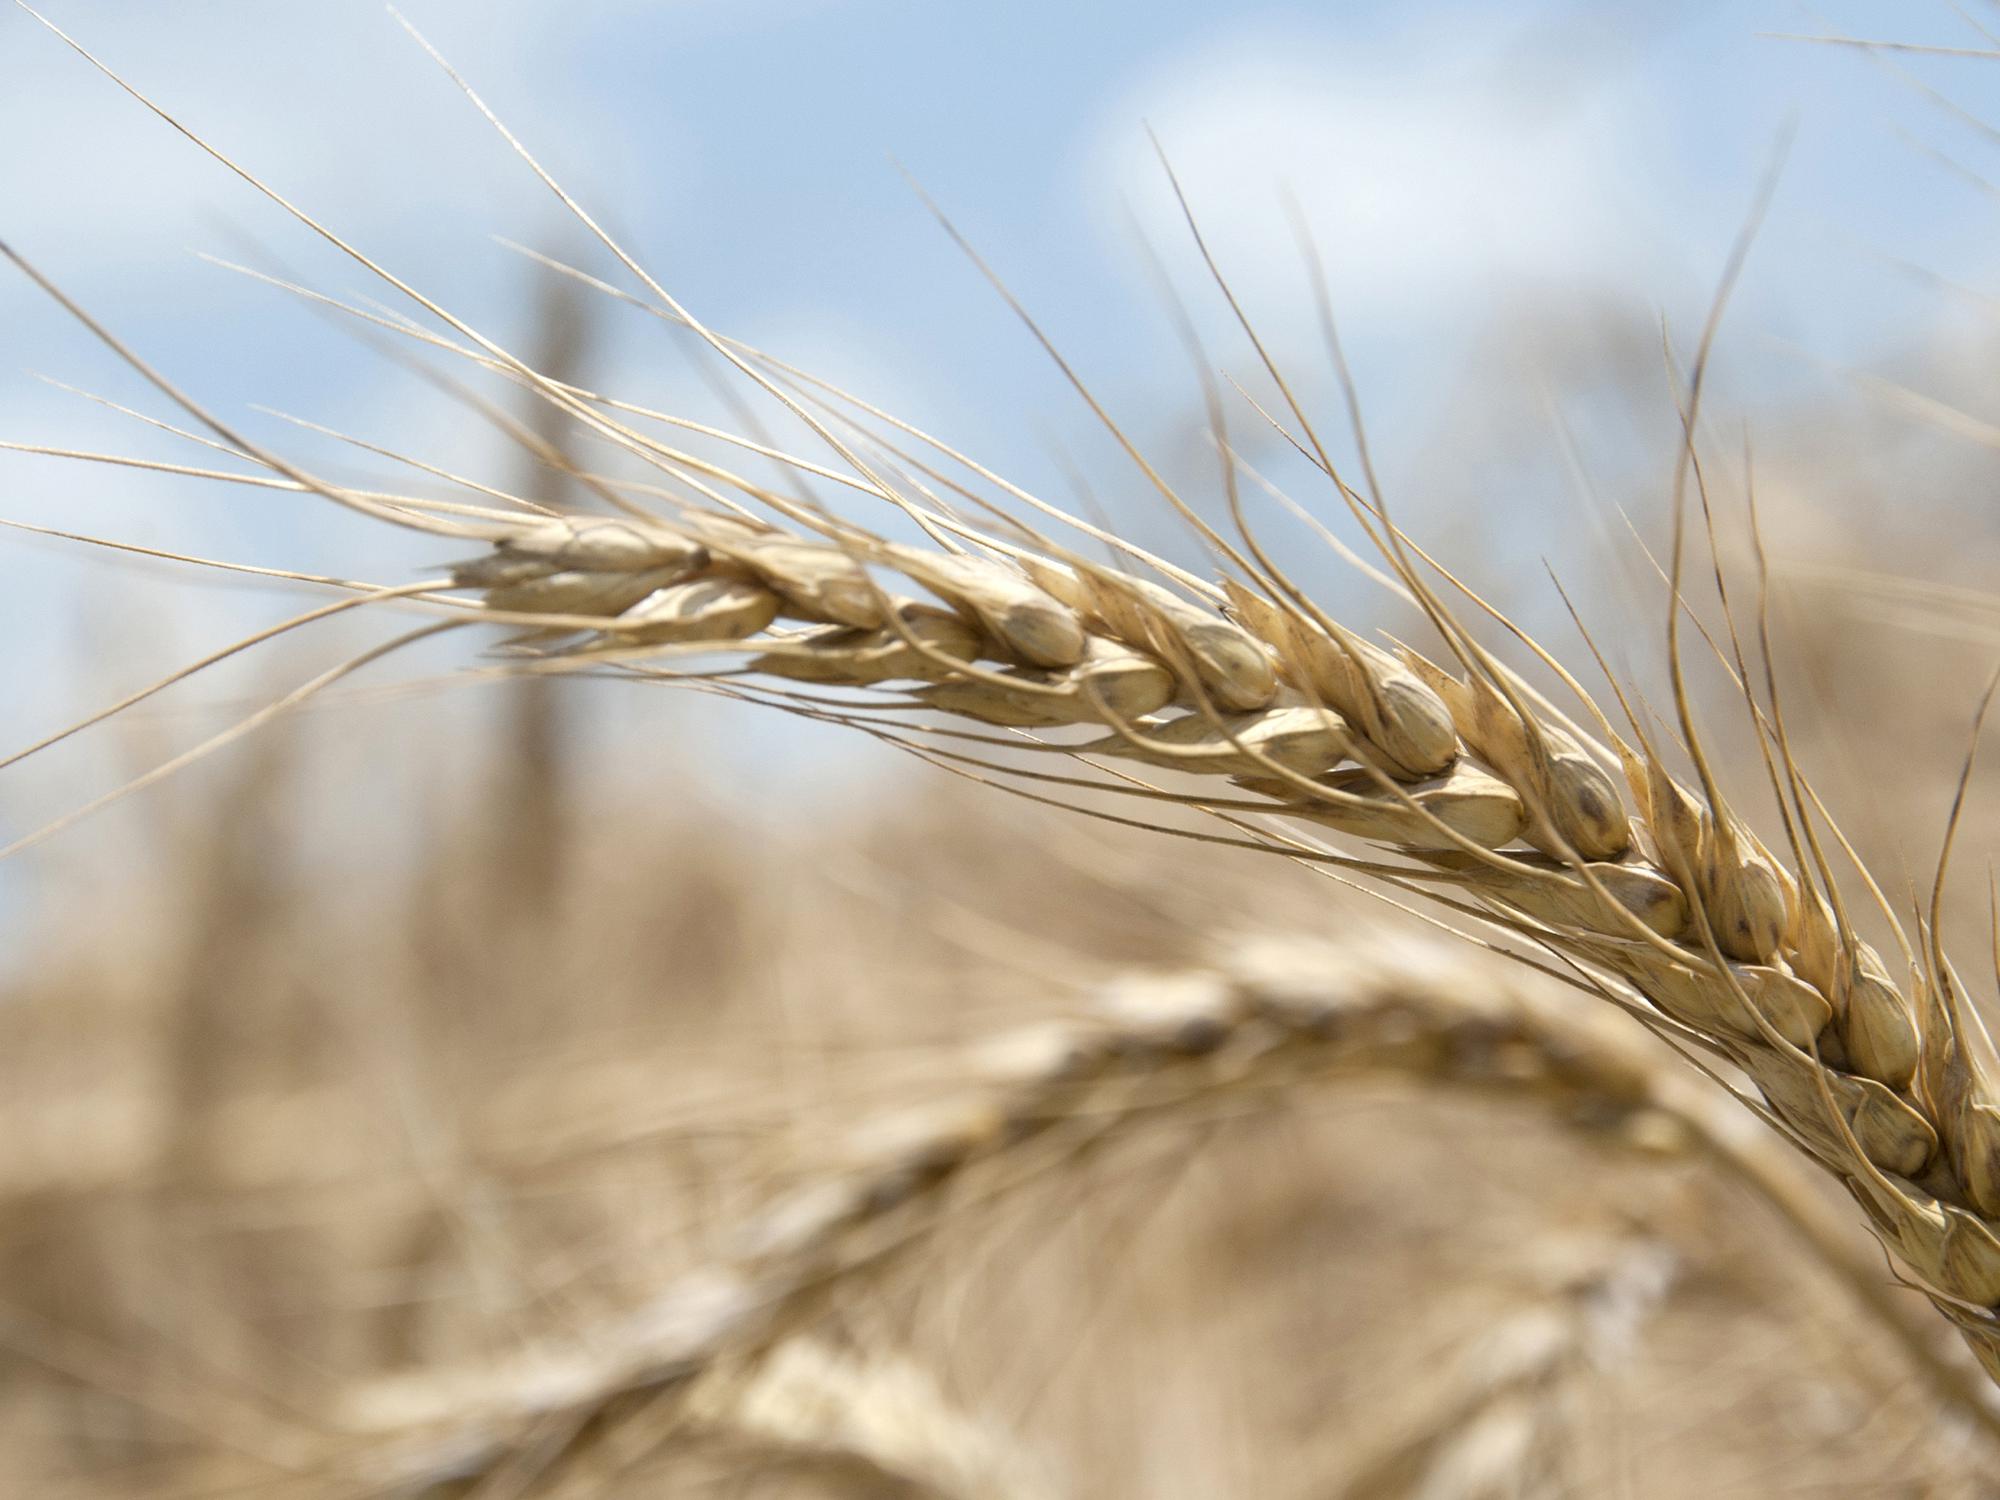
[0,2,700,283]
[1080,17,1663,327]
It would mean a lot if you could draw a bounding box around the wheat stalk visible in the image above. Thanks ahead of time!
[311,934,1991,1495]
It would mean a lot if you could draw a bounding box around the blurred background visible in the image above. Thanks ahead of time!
[3,0,2000,1494]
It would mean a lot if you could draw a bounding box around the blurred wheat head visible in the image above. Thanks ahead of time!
[8,3,2000,1495]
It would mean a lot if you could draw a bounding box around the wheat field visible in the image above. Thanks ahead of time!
[6,5,2000,1496]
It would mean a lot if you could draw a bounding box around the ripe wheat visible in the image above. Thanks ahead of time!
[322,936,1994,1494]
[9,0,2000,1445]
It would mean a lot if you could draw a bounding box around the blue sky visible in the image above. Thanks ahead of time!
[1,0,1995,896]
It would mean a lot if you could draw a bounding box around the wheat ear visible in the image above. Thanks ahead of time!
[379,471,2000,1377]
[322,935,1992,1494]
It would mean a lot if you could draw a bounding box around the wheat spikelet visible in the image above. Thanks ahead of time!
[315,935,1991,1494]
